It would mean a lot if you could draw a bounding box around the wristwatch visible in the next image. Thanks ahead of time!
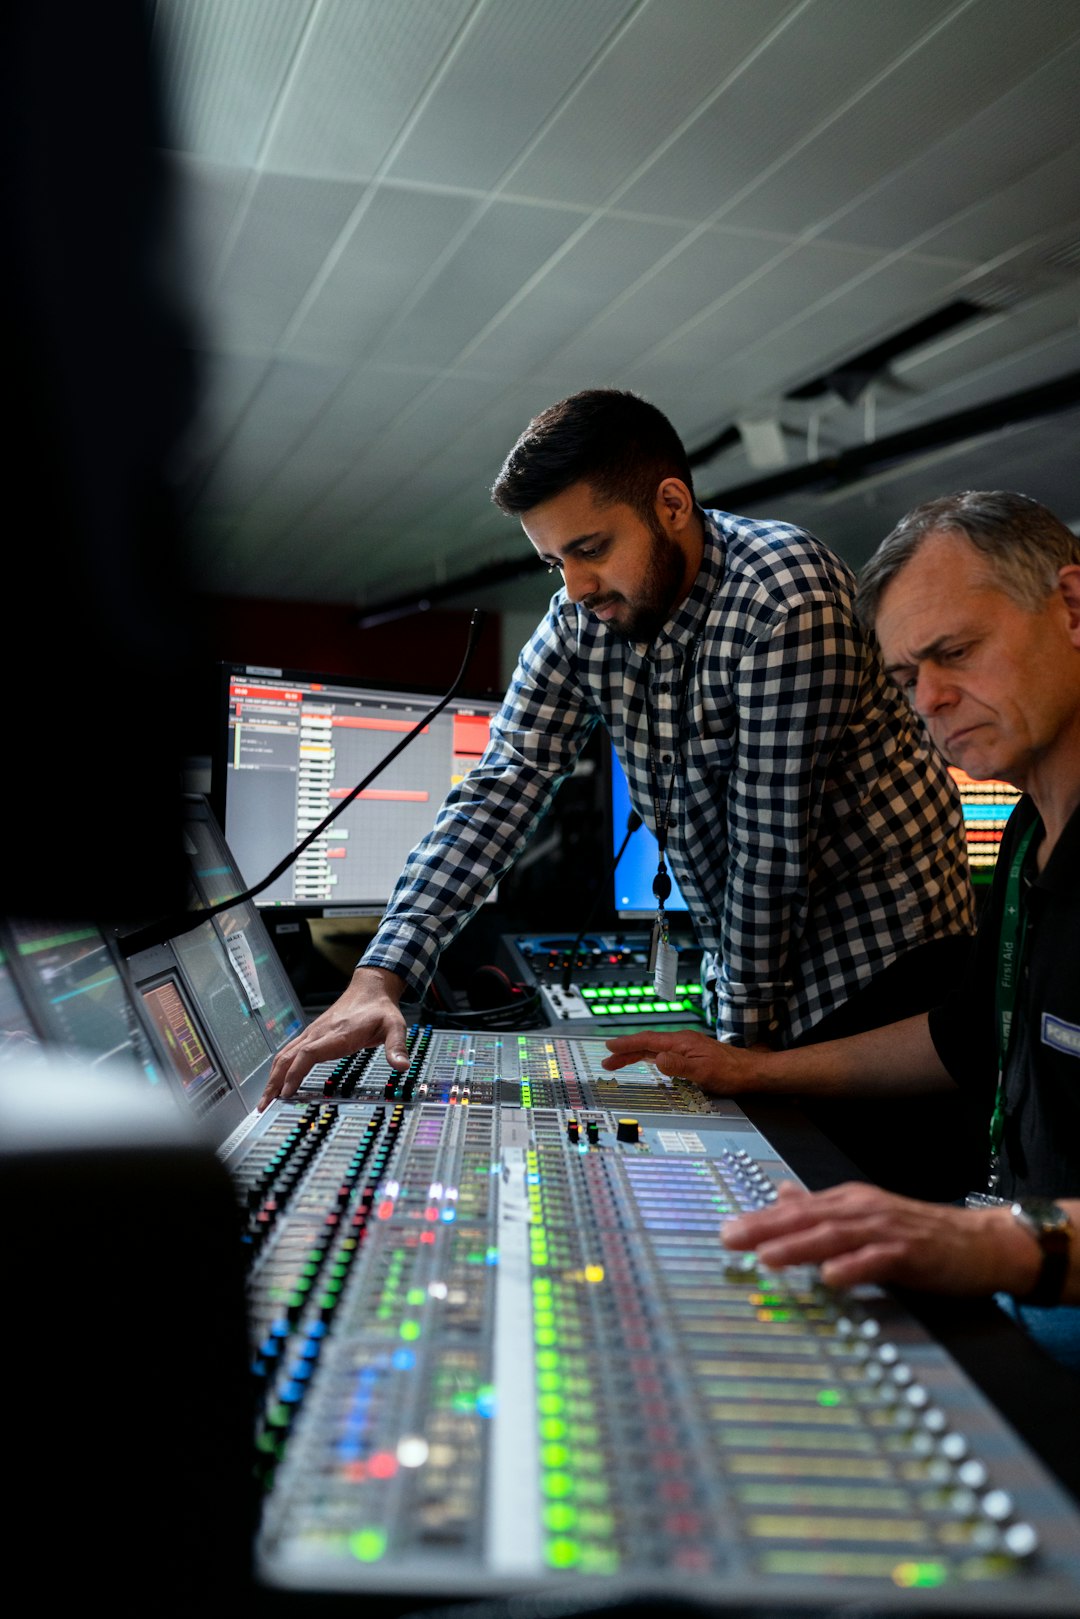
[1010,1198,1074,1306]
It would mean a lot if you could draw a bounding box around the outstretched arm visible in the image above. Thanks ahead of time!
[603,1012,953,1098]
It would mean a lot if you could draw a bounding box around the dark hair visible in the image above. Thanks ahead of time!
[857,490,1080,628]
[491,388,695,519]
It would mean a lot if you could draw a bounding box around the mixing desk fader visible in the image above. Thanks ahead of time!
[499,931,706,1030]
[217,1029,1080,1612]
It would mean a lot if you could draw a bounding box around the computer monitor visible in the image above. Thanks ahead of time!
[3,917,167,1088]
[949,767,1022,885]
[211,663,504,916]
[607,742,690,920]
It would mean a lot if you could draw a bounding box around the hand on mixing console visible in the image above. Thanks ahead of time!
[602,1028,768,1092]
[258,966,411,1110]
[721,1181,1056,1299]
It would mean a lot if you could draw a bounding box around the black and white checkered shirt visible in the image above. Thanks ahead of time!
[361,509,975,1045]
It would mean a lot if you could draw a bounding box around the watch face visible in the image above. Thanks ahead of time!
[1014,1198,1071,1233]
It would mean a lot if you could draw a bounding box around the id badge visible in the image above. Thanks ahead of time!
[649,915,678,999]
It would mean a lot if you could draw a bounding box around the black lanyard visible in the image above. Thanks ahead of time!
[643,636,700,909]
[987,818,1037,1187]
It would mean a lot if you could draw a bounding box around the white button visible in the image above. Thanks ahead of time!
[1003,1521,1039,1558]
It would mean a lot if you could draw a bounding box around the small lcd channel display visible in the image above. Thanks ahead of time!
[3,918,166,1088]
[139,972,226,1110]
[0,942,46,1070]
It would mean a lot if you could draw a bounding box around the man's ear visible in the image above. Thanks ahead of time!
[654,477,695,530]
[1058,565,1080,648]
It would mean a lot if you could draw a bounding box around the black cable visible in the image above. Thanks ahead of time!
[420,966,547,1031]
[418,991,547,1032]
[117,609,488,957]
[560,809,643,991]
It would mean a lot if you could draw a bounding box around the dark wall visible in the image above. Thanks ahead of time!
[189,595,505,757]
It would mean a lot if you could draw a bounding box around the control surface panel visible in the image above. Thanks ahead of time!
[223,1031,1080,1611]
[500,931,706,1029]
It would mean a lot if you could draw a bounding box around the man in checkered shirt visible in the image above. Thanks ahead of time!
[263,390,975,1185]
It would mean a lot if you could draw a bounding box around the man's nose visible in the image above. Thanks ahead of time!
[913,666,956,715]
[562,554,599,603]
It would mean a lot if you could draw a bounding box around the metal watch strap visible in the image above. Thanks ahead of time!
[1011,1199,1073,1307]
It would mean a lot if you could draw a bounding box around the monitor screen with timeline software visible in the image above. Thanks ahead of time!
[212,663,504,915]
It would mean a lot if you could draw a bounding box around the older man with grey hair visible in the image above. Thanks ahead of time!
[605,490,1080,1370]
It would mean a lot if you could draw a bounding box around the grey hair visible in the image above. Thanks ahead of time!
[856,490,1080,629]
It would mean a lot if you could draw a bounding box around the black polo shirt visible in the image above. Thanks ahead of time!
[928,794,1080,1198]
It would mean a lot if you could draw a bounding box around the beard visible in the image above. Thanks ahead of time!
[592,515,688,642]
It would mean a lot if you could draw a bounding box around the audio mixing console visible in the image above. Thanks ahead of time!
[499,931,706,1030]
[221,1028,1080,1611]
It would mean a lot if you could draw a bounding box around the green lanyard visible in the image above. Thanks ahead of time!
[987,819,1038,1188]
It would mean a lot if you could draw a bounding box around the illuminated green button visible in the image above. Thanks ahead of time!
[348,1528,387,1563]
[543,1503,577,1532]
[545,1538,581,1568]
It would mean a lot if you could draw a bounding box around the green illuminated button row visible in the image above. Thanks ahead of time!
[581,983,701,998]
[584,996,699,1015]
[534,1339,619,1573]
